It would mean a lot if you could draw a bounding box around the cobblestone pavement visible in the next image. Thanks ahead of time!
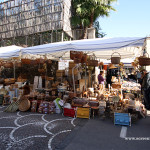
[0,106,87,150]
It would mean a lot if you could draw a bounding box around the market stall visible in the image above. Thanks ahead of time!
[0,37,149,126]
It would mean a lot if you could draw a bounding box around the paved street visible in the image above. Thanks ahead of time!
[0,106,87,150]
[1,105,150,150]
[64,115,150,150]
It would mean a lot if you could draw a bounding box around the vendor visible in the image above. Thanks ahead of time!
[106,70,112,88]
[141,69,150,110]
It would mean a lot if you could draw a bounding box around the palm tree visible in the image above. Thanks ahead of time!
[71,0,117,38]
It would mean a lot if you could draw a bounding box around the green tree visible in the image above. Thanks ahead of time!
[94,21,106,38]
[71,0,116,38]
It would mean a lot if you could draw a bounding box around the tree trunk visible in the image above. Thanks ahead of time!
[89,11,94,28]
[79,27,87,39]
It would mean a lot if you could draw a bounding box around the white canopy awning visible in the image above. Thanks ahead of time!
[0,45,22,58]
[22,37,146,60]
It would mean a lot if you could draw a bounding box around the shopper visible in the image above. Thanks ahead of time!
[98,71,104,85]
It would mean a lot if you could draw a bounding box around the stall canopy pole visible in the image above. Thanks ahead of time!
[72,65,76,93]
[85,63,87,91]
[13,61,16,79]
[72,64,81,93]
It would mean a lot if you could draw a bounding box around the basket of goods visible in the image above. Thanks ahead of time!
[74,57,81,64]
[70,51,76,60]
[38,68,46,73]
[111,52,121,64]
[72,97,88,107]
[87,55,98,66]
[4,78,16,85]
[138,52,150,66]
[81,53,88,63]
[16,62,22,67]
[88,101,99,107]
[21,58,31,64]
[3,61,13,68]
[70,51,83,60]
[36,56,46,64]
[31,59,37,65]
[47,59,52,64]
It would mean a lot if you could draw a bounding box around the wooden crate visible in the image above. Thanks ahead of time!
[76,107,90,119]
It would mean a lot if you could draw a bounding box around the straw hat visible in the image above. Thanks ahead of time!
[109,63,117,69]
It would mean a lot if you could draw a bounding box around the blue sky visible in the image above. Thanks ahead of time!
[98,0,150,37]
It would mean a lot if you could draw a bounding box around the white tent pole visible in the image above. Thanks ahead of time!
[19,49,22,59]
[85,64,87,91]
[45,54,47,89]
[72,65,76,93]
[13,61,16,79]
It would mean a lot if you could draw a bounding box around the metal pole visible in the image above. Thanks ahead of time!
[85,63,87,91]
[72,65,76,93]
[13,61,16,79]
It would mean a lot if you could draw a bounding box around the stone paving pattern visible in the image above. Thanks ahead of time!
[0,106,85,150]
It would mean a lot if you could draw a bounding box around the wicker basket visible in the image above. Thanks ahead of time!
[21,58,31,64]
[19,99,31,112]
[138,53,150,66]
[70,51,83,60]
[16,62,22,67]
[87,55,98,66]
[111,52,121,64]
[38,69,46,73]
[70,51,76,60]
[47,59,52,64]
[4,78,16,85]
[81,54,87,63]
[36,58,45,64]
[4,62,13,68]
[74,57,81,64]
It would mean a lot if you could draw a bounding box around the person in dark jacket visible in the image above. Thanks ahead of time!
[106,69,112,88]
[141,70,150,110]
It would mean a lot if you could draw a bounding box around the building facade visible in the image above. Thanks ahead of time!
[0,0,72,47]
